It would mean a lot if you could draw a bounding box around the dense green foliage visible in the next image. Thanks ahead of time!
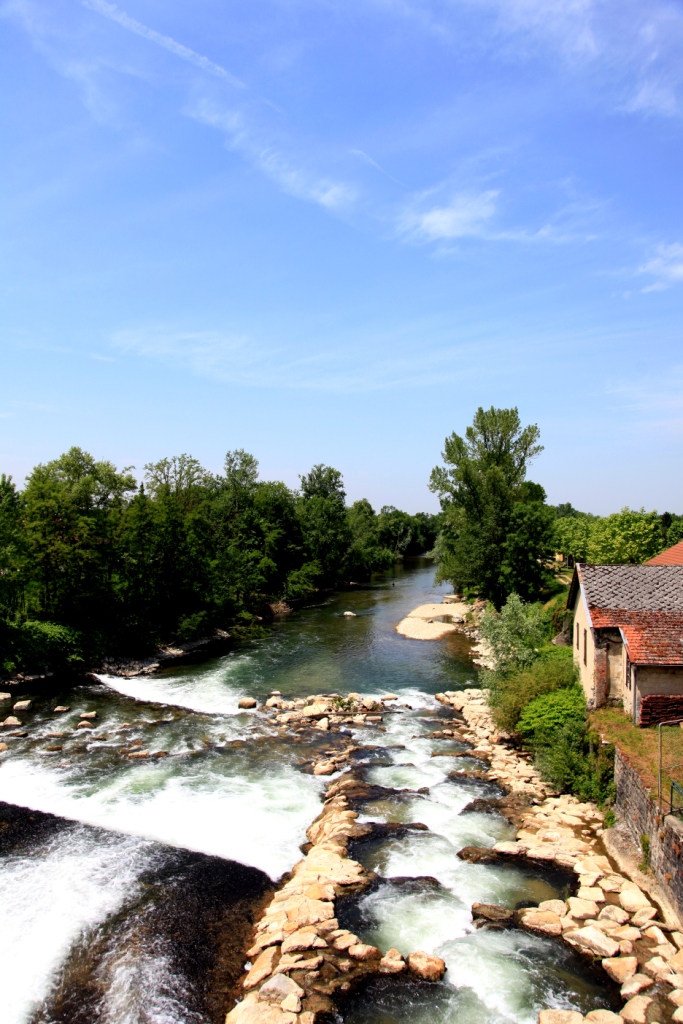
[483,592,614,804]
[554,506,683,565]
[517,686,586,742]
[478,593,547,670]
[429,407,554,607]
[487,645,577,732]
[535,721,616,805]
[0,448,436,676]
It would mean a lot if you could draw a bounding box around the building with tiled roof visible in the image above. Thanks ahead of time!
[645,539,683,566]
[568,564,683,725]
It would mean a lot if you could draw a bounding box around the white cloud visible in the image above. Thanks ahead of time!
[399,189,499,241]
[82,0,245,88]
[188,99,357,212]
[638,243,683,291]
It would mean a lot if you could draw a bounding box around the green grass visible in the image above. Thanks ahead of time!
[591,707,683,799]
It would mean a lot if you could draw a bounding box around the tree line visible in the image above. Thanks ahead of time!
[0,448,438,676]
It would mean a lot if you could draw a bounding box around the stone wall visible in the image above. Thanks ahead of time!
[614,747,683,918]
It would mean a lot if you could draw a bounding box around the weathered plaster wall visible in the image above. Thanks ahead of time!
[572,590,596,705]
[614,747,683,918]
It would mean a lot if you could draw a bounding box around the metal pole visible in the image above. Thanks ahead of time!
[659,722,663,815]
[657,718,683,816]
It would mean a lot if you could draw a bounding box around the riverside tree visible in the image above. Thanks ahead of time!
[0,447,435,676]
[429,407,554,607]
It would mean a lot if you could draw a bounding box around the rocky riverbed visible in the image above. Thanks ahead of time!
[436,688,683,1024]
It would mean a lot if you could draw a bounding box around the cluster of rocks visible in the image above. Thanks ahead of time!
[238,691,402,739]
[516,858,683,1024]
[435,688,551,797]
[435,687,683,1024]
[99,630,233,678]
[227,769,446,1024]
[0,698,173,759]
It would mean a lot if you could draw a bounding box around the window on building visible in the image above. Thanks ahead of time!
[583,629,587,666]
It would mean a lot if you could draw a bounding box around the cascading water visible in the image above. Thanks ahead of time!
[0,561,614,1024]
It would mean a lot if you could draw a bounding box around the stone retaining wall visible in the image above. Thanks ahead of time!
[614,748,683,921]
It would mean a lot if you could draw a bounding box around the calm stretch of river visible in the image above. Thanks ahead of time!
[0,560,612,1024]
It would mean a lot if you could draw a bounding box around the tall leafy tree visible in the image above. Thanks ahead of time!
[23,448,136,637]
[430,407,552,606]
[298,464,350,586]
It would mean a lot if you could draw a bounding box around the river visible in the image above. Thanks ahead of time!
[0,560,614,1024]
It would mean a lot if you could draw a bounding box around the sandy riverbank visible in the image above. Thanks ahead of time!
[395,600,469,640]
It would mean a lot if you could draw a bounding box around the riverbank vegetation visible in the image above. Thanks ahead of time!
[0,448,438,677]
[481,594,616,805]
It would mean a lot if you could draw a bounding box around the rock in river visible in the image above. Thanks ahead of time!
[407,950,446,980]
[239,698,258,709]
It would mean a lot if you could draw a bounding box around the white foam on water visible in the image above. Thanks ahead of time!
[0,755,323,880]
[95,926,203,1024]
[96,658,258,716]
[348,690,604,1024]
[0,825,153,1024]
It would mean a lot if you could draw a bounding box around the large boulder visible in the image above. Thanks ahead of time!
[620,975,653,999]
[472,903,514,924]
[619,884,652,915]
[599,906,630,925]
[585,1012,623,1024]
[348,943,381,961]
[620,996,652,1024]
[379,948,406,974]
[238,698,257,709]
[631,907,658,927]
[244,946,281,990]
[567,926,620,958]
[602,957,637,984]
[539,900,568,917]
[538,1011,584,1024]
[280,930,326,954]
[519,909,563,937]
[407,951,446,981]
[226,998,296,1024]
[567,897,599,920]
[258,974,303,1005]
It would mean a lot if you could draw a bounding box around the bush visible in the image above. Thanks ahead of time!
[486,646,576,732]
[17,620,84,672]
[518,686,586,744]
[479,593,548,670]
[534,720,616,805]
[175,611,210,643]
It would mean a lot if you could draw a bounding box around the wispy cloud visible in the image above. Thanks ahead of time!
[373,0,683,118]
[111,323,515,392]
[398,189,499,242]
[638,243,683,291]
[188,99,357,212]
[82,0,245,88]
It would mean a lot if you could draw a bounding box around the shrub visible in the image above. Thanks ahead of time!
[17,620,84,671]
[534,720,616,805]
[486,646,576,732]
[479,593,547,670]
[518,686,586,744]
[175,611,210,642]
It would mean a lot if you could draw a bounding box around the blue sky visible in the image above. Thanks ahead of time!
[2,0,682,514]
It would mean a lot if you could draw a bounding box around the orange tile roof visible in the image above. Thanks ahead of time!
[589,608,683,665]
[645,540,683,565]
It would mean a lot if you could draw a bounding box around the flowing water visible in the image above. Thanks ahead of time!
[0,560,615,1024]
